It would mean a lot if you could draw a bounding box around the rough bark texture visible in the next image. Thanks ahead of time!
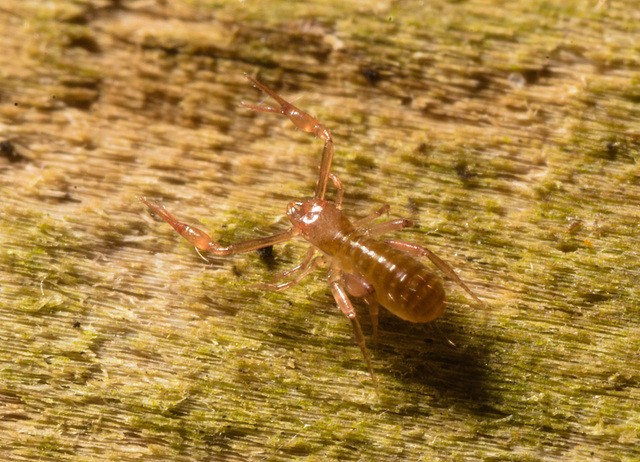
[1,1,638,460]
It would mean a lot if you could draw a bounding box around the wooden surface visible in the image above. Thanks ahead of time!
[1,1,639,460]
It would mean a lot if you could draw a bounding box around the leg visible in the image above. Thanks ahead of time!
[242,75,334,201]
[328,267,379,397]
[253,253,325,291]
[363,294,380,345]
[361,218,414,237]
[341,272,379,343]
[328,173,344,209]
[386,239,484,306]
[141,197,297,255]
[269,247,318,283]
[352,204,391,228]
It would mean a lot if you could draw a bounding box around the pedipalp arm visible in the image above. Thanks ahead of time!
[141,197,297,255]
[242,74,335,201]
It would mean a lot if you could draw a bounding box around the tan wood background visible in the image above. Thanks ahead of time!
[1,0,638,460]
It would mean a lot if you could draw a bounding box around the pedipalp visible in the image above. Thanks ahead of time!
[242,74,334,201]
[140,197,297,255]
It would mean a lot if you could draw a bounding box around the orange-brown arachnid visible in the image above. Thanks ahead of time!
[141,75,483,396]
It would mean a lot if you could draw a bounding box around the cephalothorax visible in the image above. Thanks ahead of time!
[141,75,482,396]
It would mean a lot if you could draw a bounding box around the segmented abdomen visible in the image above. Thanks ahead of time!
[335,234,446,323]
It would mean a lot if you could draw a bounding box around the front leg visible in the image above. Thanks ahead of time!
[141,197,297,255]
[352,204,391,228]
[253,252,325,291]
[269,247,318,283]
